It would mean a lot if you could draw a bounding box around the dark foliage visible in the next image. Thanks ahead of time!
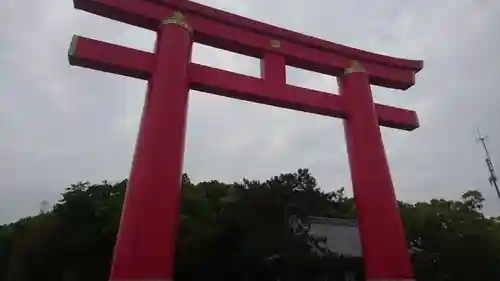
[1,169,499,281]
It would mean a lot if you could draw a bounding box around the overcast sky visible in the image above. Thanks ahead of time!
[1,0,500,224]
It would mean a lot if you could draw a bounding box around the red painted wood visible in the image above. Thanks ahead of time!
[68,37,419,131]
[108,19,193,281]
[191,64,345,119]
[68,36,154,79]
[339,69,414,280]
[190,65,418,130]
[73,0,419,90]
[376,103,419,131]
[150,0,423,71]
[68,36,153,76]
[69,37,419,130]
[261,52,286,96]
[189,14,415,90]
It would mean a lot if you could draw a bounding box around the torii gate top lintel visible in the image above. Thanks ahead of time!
[149,0,423,70]
[72,0,422,89]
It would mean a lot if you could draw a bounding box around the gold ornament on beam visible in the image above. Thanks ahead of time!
[344,60,366,75]
[162,11,193,34]
[270,39,281,49]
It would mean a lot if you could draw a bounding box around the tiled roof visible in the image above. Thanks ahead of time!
[308,216,362,257]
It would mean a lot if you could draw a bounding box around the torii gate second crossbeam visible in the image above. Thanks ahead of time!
[68,0,424,281]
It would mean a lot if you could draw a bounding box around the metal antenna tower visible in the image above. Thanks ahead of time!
[477,130,500,201]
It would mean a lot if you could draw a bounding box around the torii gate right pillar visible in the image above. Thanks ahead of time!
[339,62,414,281]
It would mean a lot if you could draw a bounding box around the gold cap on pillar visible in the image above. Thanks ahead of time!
[344,60,366,75]
[161,11,193,34]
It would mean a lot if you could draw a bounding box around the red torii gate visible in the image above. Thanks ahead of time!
[68,0,423,280]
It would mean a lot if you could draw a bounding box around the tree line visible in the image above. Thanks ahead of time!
[1,169,499,281]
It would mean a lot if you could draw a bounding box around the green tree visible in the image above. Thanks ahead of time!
[402,190,500,281]
[1,170,500,281]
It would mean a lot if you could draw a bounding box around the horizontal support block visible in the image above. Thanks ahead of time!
[73,0,419,90]
[190,65,418,130]
[375,104,419,131]
[190,64,346,119]
[68,36,419,131]
[68,35,153,79]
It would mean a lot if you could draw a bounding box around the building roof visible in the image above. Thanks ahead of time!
[308,216,362,258]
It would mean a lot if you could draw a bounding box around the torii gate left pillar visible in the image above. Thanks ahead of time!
[68,0,424,280]
[109,13,193,280]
